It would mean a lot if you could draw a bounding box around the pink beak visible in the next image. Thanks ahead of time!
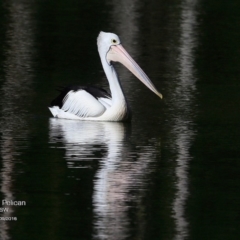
[107,44,163,99]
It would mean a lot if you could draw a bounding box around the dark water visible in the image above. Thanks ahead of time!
[0,0,240,239]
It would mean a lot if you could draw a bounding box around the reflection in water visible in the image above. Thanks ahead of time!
[49,119,159,239]
[171,0,199,239]
[108,0,140,98]
[93,138,157,240]
[49,119,126,166]
[0,1,35,239]
[109,0,140,45]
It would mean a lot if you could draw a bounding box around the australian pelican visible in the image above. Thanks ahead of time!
[49,31,162,121]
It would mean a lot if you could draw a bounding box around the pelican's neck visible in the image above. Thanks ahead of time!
[100,55,126,105]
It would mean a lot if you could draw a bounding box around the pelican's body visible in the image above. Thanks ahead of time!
[49,32,162,121]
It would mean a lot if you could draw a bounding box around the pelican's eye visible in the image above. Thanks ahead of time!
[111,39,117,44]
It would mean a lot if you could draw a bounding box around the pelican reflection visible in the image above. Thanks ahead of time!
[49,119,158,240]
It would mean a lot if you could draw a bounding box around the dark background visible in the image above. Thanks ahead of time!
[0,0,240,239]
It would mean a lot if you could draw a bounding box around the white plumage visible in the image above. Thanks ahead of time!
[62,90,106,117]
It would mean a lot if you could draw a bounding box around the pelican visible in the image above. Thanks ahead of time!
[49,31,162,121]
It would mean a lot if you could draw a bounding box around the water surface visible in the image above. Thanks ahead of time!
[0,0,240,239]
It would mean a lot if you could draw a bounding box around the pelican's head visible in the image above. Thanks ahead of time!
[97,31,121,53]
[97,31,163,99]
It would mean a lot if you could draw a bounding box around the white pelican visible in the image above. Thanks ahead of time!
[49,31,162,121]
